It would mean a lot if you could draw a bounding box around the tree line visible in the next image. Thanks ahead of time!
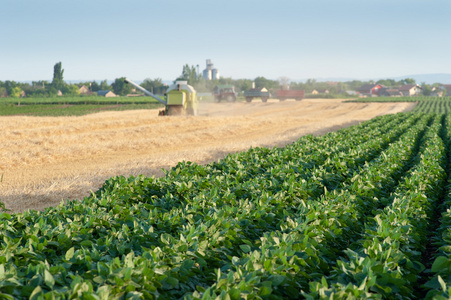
[0,62,447,98]
[173,64,447,97]
[0,62,135,98]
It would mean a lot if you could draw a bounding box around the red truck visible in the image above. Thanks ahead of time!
[276,90,304,101]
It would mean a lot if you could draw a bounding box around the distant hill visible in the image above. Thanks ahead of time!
[296,74,451,85]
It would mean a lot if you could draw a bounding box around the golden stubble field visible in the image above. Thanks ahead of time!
[0,99,416,212]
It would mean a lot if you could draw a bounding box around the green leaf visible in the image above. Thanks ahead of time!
[0,292,14,300]
[0,265,4,281]
[29,286,44,300]
[166,277,179,288]
[160,233,172,245]
[177,244,188,252]
[431,256,449,273]
[439,245,451,253]
[228,288,241,300]
[271,275,285,286]
[438,275,447,291]
[126,291,143,300]
[240,245,251,253]
[259,285,273,296]
[181,259,194,270]
[321,276,328,288]
[65,247,75,261]
[80,240,93,247]
[44,270,55,289]
[0,213,11,220]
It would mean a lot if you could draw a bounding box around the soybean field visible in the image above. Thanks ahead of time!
[3,99,451,298]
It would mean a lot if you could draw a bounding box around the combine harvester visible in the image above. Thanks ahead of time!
[125,78,198,116]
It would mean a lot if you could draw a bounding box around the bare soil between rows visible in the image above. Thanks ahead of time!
[0,99,416,212]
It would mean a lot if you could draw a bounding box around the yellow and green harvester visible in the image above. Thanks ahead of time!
[125,78,198,116]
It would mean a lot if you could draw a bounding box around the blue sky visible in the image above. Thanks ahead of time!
[1,0,450,82]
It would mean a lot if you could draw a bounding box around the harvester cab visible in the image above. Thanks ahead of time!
[125,78,198,116]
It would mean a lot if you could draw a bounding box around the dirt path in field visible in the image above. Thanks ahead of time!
[0,99,416,212]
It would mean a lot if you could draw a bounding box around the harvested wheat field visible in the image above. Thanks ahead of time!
[0,98,416,212]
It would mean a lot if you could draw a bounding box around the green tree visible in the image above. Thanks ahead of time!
[10,87,22,98]
[235,79,253,93]
[399,78,416,85]
[62,84,81,96]
[52,62,65,91]
[176,64,199,86]
[141,78,167,94]
[4,80,18,96]
[345,80,365,91]
[112,77,131,96]
[421,82,432,96]
[90,81,100,92]
[254,77,279,90]
[0,87,7,97]
[99,80,111,91]
[48,87,58,96]
[376,78,397,87]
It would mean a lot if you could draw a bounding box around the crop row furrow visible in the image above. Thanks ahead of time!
[422,113,451,299]
[302,115,447,299]
[206,113,411,188]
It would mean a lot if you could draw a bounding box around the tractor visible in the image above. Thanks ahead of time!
[213,85,237,102]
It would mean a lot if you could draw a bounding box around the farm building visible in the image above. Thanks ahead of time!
[78,85,90,95]
[357,84,383,96]
[97,90,117,97]
[398,84,422,96]
[379,87,402,97]
[247,87,269,94]
[345,90,358,96]
[430,87,445,97]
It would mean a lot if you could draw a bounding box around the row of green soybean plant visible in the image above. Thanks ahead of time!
[300,114,447,299]
[347,96,449,103]
[346,96,417,103]
[422,113,451,299]
[191,113,432,300]
[0,112,424,299]
[414,98,451,114]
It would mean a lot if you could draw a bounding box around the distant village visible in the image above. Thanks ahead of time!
[0,60,450,98]
[1,79,450,99]
[353,83,450,98]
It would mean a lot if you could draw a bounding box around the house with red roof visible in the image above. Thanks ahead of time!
[357,84,383,96]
